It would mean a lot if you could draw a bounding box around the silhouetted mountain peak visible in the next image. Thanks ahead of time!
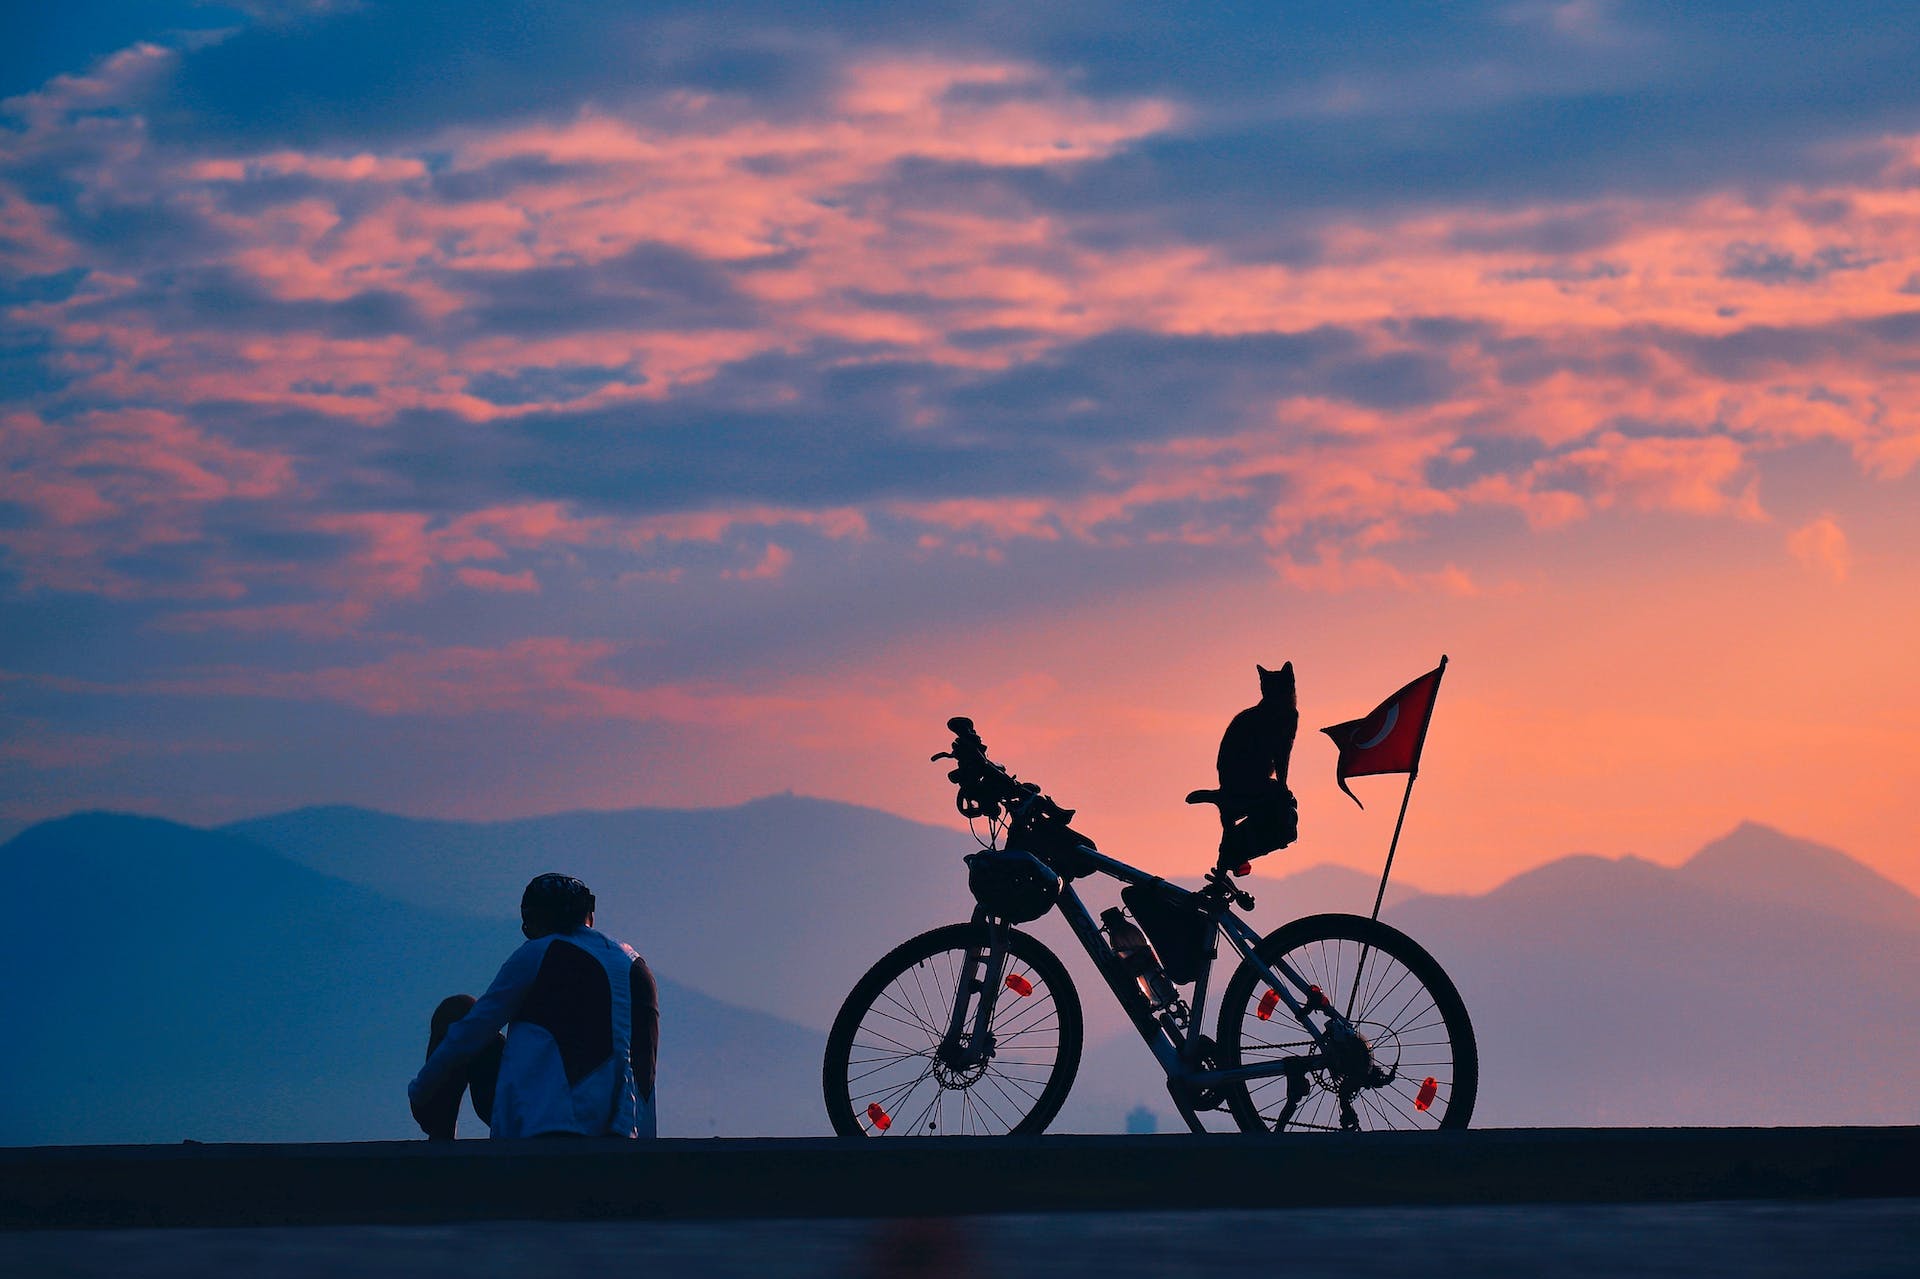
[8,811,291,884]
[1480,851,1672,903]
[1677,821,1920,928]
[14,809,183,841]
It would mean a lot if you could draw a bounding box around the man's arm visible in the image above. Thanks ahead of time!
[630,955,659,1104]
[409,938,545,1104]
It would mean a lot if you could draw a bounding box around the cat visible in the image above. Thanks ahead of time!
[1188,662,1300,862]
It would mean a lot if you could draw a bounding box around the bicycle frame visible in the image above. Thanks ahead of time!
[959,840,1352,1134]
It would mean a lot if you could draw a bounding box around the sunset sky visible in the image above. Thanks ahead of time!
[5,2,1919,895]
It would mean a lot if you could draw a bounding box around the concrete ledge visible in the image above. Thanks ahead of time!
[3,1128,1916,1230]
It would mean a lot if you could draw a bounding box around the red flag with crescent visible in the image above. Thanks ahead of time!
[1321,658,1447,807]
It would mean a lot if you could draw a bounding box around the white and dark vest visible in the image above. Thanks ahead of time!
[415,927,655,1139]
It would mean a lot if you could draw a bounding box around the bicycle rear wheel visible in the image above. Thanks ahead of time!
[823,921,1082,1137]
[1217,913,1477,1132]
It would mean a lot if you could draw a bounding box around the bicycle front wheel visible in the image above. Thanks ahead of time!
[823,921,1082,1137]
[1217,913,1477,1133]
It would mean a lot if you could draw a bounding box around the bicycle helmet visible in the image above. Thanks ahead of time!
[964,848,1060,924]
[521,873,596,935]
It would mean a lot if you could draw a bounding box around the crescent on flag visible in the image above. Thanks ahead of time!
[1352,704,1399,751]
[1320,658,1447,807]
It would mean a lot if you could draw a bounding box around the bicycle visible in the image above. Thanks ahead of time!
[822,717,1477,1136]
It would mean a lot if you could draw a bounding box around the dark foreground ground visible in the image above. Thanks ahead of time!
[3,1128,1915,1228]
[5,1202,1919,1278]
[3,1130,1916,1276]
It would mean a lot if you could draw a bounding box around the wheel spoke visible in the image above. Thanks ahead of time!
[853,1022,933,1058]
[972,1077,1015,1129]
[877,986,937,1038]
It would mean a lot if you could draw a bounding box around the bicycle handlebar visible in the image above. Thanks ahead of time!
[934,716,1071,826]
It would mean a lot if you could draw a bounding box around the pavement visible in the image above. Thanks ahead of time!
[4,1129,1917,1276]
[3,1202,1918,1278]
[2,1127,1915,1229]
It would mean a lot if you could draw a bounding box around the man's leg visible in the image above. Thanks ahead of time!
[413,995,505,1139]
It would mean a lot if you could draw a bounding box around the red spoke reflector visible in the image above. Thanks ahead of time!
[1005,973,1034,997]
[1414,1077,1439,1111]
[1233,861,1253,877]
[866,1103,893,1131]
[1256,988,1280,1021]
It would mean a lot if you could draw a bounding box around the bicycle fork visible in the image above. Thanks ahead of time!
[938,911,1013,1071]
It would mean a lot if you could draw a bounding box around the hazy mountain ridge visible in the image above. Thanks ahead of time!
[223,794,979,1030]
[1386,830,1920,1128]
[0,812,827,1145]
[1677,821,1920,928]
[1083,825,1920,1132]
[5,802,1916,1141]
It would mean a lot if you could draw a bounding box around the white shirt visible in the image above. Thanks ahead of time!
[409,927,656,1139]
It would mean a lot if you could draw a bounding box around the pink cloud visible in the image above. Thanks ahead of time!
[9,35,1920,616]
[0,728,152,770]
[157,600,374,638]
[133,638,811,724]
[1270,543,1481,595]
[621,506,869,548]
[456,566,541,593]
[194,151,428,183]
[1788,515,1851,583]
[0,408,293,597]
[1535,432,1761,518]
[892,498,1063,542]
[721,543,792,581]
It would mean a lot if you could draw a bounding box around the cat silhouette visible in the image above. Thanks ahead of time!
[1186,663,1300,865]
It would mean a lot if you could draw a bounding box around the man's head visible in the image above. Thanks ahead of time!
[520,873,596,939]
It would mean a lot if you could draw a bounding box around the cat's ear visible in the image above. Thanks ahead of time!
[1257,664,1270,678]
[1258,662,1296,699]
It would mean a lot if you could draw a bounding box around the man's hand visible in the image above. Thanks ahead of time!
[408,1076,455,1140]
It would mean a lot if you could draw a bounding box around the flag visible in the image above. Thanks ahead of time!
[1321,657,1447,807]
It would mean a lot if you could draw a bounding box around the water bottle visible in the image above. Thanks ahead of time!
[1101,907,1178,1007]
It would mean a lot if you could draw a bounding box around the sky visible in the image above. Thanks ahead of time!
[4,1,1920,895]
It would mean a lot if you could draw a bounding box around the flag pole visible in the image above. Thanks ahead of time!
[1367,769,1419,925]
[1348,655,1448,1018]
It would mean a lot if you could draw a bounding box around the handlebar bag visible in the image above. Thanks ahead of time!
[965,848,1061,924]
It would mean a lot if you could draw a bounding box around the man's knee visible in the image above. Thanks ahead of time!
[428,994,477,1055]
[431,994,476,1032]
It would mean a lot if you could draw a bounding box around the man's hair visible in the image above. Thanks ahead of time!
[521,873,596,934]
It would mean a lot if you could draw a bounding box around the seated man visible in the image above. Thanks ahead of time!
[408,873,658,1139]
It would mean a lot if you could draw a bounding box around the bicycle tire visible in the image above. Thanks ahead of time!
[823,921,1083,1137]
[1216,913,1477,1133]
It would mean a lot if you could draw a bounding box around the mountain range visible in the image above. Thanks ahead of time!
[223,796,977,1032]
[3,800,1915,1143]
[0,813,823,1144]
